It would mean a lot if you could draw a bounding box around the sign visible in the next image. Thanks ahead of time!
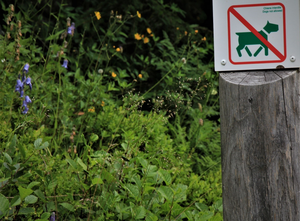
[213,0,300,71]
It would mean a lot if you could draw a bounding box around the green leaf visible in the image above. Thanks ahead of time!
[214,199,223,212]
[19,143,26,158]
[173,184,187,202]
[36,141,49,150]
[48,179,57,190]
[124,183,139,198]
[0,193,9,218]
[158,186,173,202]
[135,206,146,219]
[25,195,38,204]
[199,211,214,221]
[158,169,172,185]
[90,133,99,142]
[18,207,35,215]
[138,157,148,168]
[18,186,33,200]
[195,203,208,211]
[34,189,46,202]
[3,152,12,164]
[34,138,43,148]
[92,177,103,185]
[66,158,77,169]
[60,202,74,212]
[41,212,51,219]
[27,181,40,189]
[0,177,10,183]
[77,157,87,172]
[101,169,114,182]
[145,211,158,221]
[11,196,21,207]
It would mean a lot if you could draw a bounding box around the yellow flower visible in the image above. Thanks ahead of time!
[176,27,179,30]
[137,11,141,18]
[116,48,120,52]
[134,33,142,40]
[202,37,206,41]
[101,101,105,107]
[147,28,152,34]
[143,37,149,44]
[185,31,188,36]
[195,30,198,34]
[94,11,101,20]
[138,74,142,78]
[112,72,117,78]
[88,107,95,112]
[113,45,115,48]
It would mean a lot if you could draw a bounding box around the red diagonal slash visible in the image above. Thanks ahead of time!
[228,6,285,60]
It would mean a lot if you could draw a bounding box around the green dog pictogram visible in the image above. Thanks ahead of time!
[236,21,279,57]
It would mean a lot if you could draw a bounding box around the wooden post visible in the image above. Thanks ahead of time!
[220,69,300,220]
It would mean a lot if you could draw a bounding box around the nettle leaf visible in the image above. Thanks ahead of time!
[18,186,33,200]
[158,169,172,185]
[0,193,9,218]
[131,175,142,190]
[145,211,158,221]
[138,157,148,168]
[25,195,38,204]
[135,206,146,219]
[60,202,74,212]
[199,211,214,221]
[173,184,187,202]
[158,186,173,202]
[124,183,139,198]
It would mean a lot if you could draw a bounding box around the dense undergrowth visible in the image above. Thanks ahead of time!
[0,0,221,220]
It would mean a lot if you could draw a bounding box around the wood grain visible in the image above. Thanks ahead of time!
[220,69,300,221]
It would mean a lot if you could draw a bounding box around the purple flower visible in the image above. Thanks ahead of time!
[23,63,30,74]
[20,90,24,98]
[22,105,29,114]
[67,22,75,35]
[24,95,32,104]
[62,59,68,69]
[25,77,32,90]
[15,79,23,93]
[49,212,55,221]
[22,95,32,114]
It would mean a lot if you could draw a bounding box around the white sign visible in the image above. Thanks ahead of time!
[213,0,300,71]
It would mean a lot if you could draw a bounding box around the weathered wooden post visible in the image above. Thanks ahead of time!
[213,0,300,220]
[220,70,300,220]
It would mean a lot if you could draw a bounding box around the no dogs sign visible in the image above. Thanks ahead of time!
[213,0,300,71]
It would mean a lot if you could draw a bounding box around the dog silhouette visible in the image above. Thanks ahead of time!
[236,21,279,57]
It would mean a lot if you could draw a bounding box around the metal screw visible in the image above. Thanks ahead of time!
[221,59,226,65]
[290,56,296,62]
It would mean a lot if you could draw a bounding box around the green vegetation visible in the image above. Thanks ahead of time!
[0,1,221,220]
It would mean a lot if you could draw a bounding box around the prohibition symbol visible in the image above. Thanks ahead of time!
[228,3,286,65]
